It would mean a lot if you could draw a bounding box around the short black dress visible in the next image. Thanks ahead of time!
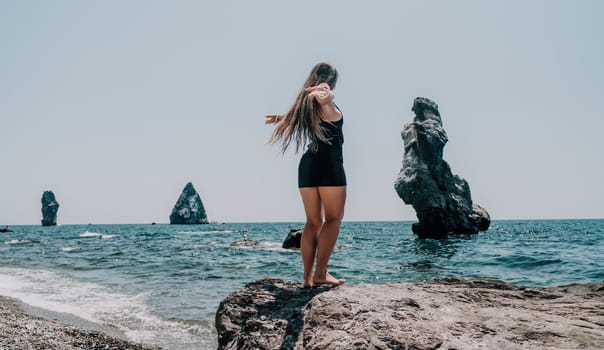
[298,117,347,188]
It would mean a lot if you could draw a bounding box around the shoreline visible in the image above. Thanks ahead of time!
[0,294,159,350]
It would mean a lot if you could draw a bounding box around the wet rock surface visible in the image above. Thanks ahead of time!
[216,278,604,350]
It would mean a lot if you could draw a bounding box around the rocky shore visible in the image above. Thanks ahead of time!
[216,278,604,350]
[0,295,159,350]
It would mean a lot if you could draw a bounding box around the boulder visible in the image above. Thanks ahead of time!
[41,191,59,226]
[169,182,208,224]
[394,97,490,238]
[282,229,302,249]
[216,278,604,350]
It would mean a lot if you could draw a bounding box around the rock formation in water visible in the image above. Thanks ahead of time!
[282,229,302,249]
[169,182,208,224]
[215,278,604,350]
[41,191,59,226]
[394,97,490,238]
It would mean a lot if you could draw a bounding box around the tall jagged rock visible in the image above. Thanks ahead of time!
[394,97,490,238]
[169,182,208,224]
[41,191,59,226]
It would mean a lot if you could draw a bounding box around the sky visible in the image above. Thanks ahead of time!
[1,1,603,225]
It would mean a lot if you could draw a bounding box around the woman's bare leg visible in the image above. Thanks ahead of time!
[299,187,323,288]
[314,186,346,285]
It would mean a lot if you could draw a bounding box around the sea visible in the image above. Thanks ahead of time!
[0,220,603,349]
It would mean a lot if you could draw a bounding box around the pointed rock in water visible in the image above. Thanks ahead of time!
[41,191,59,226]
[394,97,490,238]
[169,182,208,224]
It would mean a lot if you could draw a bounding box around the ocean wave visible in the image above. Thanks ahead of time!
[80,231,102,237]
[0,267,211,349]
[230,241,350,253]
[60,247,78,252]
[494,255,564,269]
[5,239,39,245]
[176,230,234,235]
[230,241,297,253]
[259,242,294,252]
[79,231,118,239]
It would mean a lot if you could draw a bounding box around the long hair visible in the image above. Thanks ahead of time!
[269,62,338,153]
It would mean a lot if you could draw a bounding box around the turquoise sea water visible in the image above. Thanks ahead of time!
[0,220,603,349]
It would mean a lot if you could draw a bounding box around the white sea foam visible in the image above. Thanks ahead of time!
[60,247,78,252]
[0,267,209,349]
[80,231,102,237]
[79,231,118,240]
[230,241,296,253]
[5,239,34,245]
[260,242,294,252]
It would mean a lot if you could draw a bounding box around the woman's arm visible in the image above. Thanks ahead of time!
[305,83,334,105]
[306,83,341,121]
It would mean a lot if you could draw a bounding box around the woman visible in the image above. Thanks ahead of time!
[266,62,346,288]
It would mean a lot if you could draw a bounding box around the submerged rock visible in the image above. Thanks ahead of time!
[169,182,208,224]
[394,97,490,238]
[230,239,262,247]
[282,228,302,249]
[216,278,604,350]
[41,191,59,226]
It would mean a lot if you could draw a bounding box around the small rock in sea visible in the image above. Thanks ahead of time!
[394,97,490,238]
[41,191,59,226]
[230,239,262,247]
[282,228,302,249]
[169,182,209,224]
[282,229,347,251]
[0,226,13,233]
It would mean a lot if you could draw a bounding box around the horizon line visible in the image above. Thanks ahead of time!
[2,217,603,227]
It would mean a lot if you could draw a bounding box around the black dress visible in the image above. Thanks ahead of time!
[298,117,346,188]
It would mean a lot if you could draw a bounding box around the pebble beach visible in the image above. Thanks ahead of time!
[0,296,159,350]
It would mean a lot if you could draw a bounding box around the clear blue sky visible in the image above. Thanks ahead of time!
[1,1,603,224]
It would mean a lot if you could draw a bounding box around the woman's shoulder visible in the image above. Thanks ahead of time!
[321,116,343,125]
[323,104,343,123]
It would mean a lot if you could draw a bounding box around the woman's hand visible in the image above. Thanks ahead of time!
[305,83,333,104]
[265,114,281,125]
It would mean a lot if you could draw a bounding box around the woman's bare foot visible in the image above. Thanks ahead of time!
[313,272,345,286]
[303,273,314,288]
